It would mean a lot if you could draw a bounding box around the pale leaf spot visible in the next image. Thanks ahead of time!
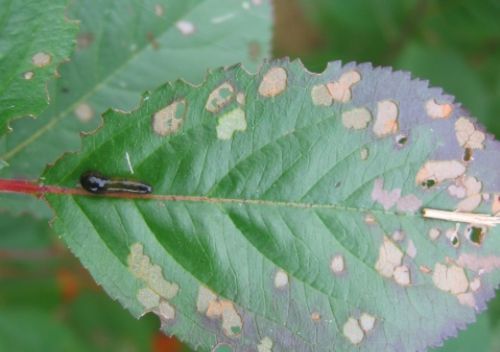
[311,84,332,106]
[365,213,376,225]
[359,313,376,332]
[373,100,399,137]
[457,194,482,212]
[455,117,485,149]
[426,99,453,119]
[330,255,345,274]
[311,312,321,322]
[371,178,401,210]
[360,148,369,160]
[32,52,51,67]
[407,240,417,259]
[429,228,441,241]
[457,293,476,308]
[470,277,481,292]
[392,230,405,242]
[157,300,175,321]
[492,194,500,215]
[258,67,287,97]
[451,176,482,212]
[396,194,422,213]
[23,71,34,80]
[457,253,500,274]
[433,263,469,295]
[257,337,273,352]
[420,265,432,274]
[197,286,217,313]
[394,265,411,286]
[127,243,179,300]
[137,287,160,310]
[375,236,403,278]
[154,4,165,16]
[415,160,466,187]
[216,108,247,140]
[220,301,243,337]
[205,82,235,113]
[326,70,361,103]
[448,184,467,199]
[176,20,195,35]
[342,108,372,129]
[74,103,94,123]
[152,100,186,136]
[343,317,364,345]
[236,92,245,105]
[274,269,289,289]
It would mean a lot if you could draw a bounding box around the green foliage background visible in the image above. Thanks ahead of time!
[1,0,499,351]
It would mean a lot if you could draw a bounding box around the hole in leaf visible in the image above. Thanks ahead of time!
[463,148,473,162]
[395,134,408,146]
[466,226,485,245]
[421,179,436,189]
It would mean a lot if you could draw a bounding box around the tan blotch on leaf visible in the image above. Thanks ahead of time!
[371,178,401,211]
[216,108,247,140]
[257,337,273,352]
[394,265,411,286]
[176,20,195,35]
[455,117,485,149]
[205,82,235,113]
[343,317,364,345]
[342,108,372,130]
[152,100,186,136]
[330,255,345,274]
[415,160,466,186]
[23,71,34,80]
[311,312,321,321]
[128,243,179,321]
[493,194,500,215]
[154,4,165,16]
[360,148,369,160]
[375,236,403,278]
[433,263,469,295]
[429,228,441,241]
[326,70,361,103]
[32,52,51,67]
[74,103,94,123]
[311,84,332,106]
[453,176,482,212]
[274,269,289,289]
[197,286,243,337]
[426,99,453,119]
[258,67,288,97]
[359,313,376,332]
[373,100,399,137]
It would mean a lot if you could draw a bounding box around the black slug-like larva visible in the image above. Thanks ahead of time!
[80,171,152,194]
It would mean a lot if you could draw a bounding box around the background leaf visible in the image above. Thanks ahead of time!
[0,0,78,135]
[42,59,500,351]
[0,0,272,217]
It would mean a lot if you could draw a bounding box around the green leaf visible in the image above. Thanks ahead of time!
[0,0,272,218]
[43,60,500,351]
[0,0,78,135]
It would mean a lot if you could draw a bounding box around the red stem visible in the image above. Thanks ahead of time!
[0,178,85,197]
